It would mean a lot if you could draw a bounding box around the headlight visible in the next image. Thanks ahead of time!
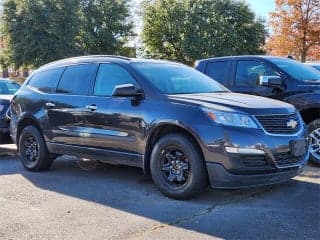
[202,108,258,128]
[0,104,5,113]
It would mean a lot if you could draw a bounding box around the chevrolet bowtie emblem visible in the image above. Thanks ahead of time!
[287,119,298,129]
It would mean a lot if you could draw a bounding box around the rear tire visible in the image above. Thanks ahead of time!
[19,125,53,171]
[150,133,208,199]
[308,119,320,166]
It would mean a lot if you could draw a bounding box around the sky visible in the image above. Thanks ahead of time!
[245,0,276,20]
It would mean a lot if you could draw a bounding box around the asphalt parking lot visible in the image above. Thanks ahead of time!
[0,145,319,240]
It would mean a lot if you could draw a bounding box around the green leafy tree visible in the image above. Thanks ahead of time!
[142,0,267,65]
[78,0,134,55]
[2,0,82,68]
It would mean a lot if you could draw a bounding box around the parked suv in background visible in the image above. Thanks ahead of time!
[196,56,320,164]
[0,78,20,143]
[10,56,308,199]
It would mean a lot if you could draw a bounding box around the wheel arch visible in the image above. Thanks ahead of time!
[16,116,43,148]
[143,122,205,174]
[299,107,320,124]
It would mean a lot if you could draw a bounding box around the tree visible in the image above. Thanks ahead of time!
[78,0,134,55]
[266,0,320,62]
[142,0,267,65]
[2,0,82,68]
[0,48,11,77]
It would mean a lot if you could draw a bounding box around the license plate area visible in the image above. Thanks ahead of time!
[291,139,307,157]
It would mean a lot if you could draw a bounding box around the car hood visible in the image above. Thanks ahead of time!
[168,92,296,115]
[298,80,320,90]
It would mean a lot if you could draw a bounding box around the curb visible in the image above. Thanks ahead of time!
[0,144,18,156]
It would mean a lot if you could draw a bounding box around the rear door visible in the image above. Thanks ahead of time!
[45,63,98,146]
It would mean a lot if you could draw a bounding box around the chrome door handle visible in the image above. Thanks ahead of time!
[86,105,97,111]
[45,102,56,107]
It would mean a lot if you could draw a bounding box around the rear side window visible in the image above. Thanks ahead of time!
[93,64,138,96]
[205,61,230,85]
[28,67,64,93]
[57,64,97,95]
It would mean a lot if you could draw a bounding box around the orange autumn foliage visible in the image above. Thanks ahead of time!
[266,0,320,62]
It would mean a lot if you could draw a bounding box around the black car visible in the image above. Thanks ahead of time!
[0,78,20,143]
[196,56,320,164]
[10,56,309,199]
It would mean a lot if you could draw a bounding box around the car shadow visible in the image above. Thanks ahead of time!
[0,155,319,239]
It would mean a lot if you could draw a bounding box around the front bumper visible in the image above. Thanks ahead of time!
[193,123,309,188]
[206,156,307,189]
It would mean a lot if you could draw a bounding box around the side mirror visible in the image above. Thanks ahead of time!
[112,84,143,98]
[259,76,283,88]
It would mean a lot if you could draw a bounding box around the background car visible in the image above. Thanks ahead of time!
[195,56,320,164]
[304,62,320,72]
[0,78,20,143]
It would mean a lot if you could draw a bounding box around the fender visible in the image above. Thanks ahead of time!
[13,111,47,145]
[284,91,320,111]
[143,119,206,173]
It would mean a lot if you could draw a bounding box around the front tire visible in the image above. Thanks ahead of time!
[150,133,208,199]
[19,125,53,171]
[308,119,320,166]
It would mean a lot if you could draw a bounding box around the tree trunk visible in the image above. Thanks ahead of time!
[23,68,29,77]
[301,53,306,62]
[301,47,308,63]
[2,68,9,78]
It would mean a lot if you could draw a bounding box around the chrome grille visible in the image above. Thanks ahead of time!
[255,112,301,134]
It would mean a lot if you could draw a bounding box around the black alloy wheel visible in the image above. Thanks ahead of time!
[160,147,190,187]
[19,125,53,171]
[150,133,208,199]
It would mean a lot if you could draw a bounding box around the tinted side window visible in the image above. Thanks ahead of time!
[235,60,278,87]
[205,61,229,85]
[28,67,65,93]
[57,64,96,95]
[0,81,20,94]
[94,64,138,96]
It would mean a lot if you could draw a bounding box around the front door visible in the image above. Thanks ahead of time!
[82,63,146,166]
[229,60,285,99]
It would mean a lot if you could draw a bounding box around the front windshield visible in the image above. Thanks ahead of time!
[270,58,320,81]
[0,81,20,94]
[132,62,229,94]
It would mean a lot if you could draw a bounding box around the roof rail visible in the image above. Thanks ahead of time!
[40,55,131,69]
[81,55,131,60]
